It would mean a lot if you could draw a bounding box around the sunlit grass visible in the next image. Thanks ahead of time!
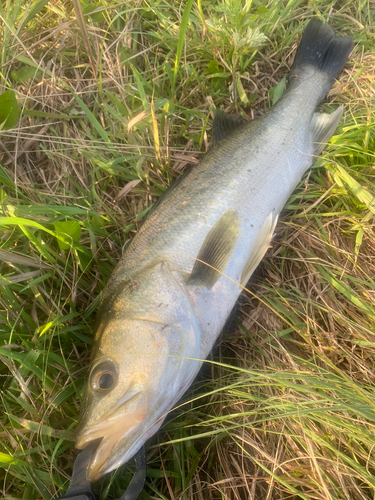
[0,0,374,499]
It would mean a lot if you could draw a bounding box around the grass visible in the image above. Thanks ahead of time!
[0,0,374,499]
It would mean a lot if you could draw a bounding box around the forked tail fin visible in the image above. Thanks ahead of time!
[288,18,353,95]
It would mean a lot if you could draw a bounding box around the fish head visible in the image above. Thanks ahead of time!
[76,261,201,481]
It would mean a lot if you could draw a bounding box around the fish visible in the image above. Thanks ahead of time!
[76,18,353,481]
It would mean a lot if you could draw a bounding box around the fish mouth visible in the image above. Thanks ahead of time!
[76,392,147,481]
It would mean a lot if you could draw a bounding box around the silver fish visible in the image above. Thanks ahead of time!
[76,18,352,481]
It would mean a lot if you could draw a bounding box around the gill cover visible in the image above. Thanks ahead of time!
[76,261,202,480]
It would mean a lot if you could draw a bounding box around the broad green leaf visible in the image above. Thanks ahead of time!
[0,217,61,263]
[0,188,8,203]
[207,60,221,74]
[0,90,20,130]
[0,164,15,189]
[91,214,106,228]
[54,221,81,250]
[0,452,30,468]
[334,164,375,214]
[271,76,286,106]
[236,77,249,104]
[37,311,79,337]
[355,227,364,255]
[19,225,56,264]
[12,66,41,83]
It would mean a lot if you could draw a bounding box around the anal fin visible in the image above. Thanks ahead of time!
[240,213,278,287]
[188,210,241,288]
[311,106,343,157]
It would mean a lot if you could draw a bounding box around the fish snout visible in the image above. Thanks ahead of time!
[75,391,147,481]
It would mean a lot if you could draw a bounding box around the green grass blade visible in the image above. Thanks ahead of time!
[172,0,194,94]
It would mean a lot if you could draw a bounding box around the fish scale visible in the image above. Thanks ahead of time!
[110,103,315,285]
[76,18,353,482]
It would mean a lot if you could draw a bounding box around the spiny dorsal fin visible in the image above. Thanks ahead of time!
[212,110,244,143]
[146,170,191,219]
[240,213,278,287]
[188,210,241,288]
[311,106,343,157]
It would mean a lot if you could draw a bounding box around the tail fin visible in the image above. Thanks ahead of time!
[289,18,353,88]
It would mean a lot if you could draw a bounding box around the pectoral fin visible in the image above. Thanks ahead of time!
[188,210,241,288]
[311,106,343,156]
[240,213,278,287]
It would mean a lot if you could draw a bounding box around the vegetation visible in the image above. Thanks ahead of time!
[0,0,374,498]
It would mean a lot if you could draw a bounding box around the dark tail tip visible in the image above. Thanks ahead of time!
[290,18,353,82]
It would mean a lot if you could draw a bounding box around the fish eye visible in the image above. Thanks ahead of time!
[97,372,114,390]
[91,360,118,393]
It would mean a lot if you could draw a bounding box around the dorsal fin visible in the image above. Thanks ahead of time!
[212,110,244,143]
[310,106,343,157]
[240,213,278,287]
[188,210,241,288]
[146,170,191,220]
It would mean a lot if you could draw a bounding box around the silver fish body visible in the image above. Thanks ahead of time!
[76,18,353,481]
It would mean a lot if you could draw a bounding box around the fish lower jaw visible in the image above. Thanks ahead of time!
[75,400,147,481]
[91,415,168,480]
[86,429,129,481]
[79,422,144,482]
